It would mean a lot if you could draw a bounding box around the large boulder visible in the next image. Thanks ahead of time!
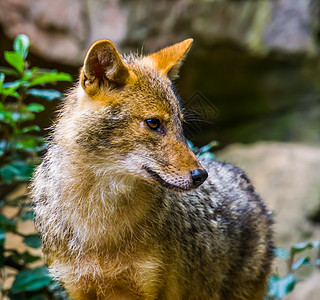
[217,141,320,300]
[217,141,320,246]
[285,269,320,300]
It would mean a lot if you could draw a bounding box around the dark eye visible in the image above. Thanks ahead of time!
[145,118,161,131]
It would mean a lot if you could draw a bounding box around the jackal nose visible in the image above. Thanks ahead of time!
[191,169,208,187]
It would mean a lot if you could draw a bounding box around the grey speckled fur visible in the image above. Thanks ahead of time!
[164,159,273,299]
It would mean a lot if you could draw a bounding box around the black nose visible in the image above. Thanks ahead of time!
[191,169,208,186]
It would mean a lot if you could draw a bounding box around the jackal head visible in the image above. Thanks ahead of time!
[66,39,207,191]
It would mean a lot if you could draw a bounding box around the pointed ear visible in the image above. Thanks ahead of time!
[80,40,129,94]
[143,38,193,79]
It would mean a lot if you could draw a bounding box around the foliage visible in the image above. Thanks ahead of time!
[0,34,71,299]
[187,140,218,160]
[266,241,320,299]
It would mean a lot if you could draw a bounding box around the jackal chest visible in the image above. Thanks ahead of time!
[48,248,167,298]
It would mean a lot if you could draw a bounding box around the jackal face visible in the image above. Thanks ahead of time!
[70,39,207,191]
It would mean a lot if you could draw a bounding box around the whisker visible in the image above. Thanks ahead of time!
[183,119,215,125]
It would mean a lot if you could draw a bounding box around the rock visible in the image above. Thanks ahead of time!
[217,142,320,247]
[0,0,318,64]
[284,269,320,300]
[217,142,320,300]
[263,0,317,55]
[0,0,87,64]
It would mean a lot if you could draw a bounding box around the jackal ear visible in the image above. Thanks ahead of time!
[143,39,193,79]
[81,40,129,94]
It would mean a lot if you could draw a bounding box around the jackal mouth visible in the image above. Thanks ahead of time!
[143,166,193,192]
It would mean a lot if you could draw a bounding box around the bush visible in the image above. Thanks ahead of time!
[0,34,71,299]
[266,241,320,299]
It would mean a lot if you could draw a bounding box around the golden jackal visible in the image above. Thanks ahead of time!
[31,39,273,299]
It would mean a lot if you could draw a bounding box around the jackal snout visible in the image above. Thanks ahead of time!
[144,162,207,191]
[143,140,208,191]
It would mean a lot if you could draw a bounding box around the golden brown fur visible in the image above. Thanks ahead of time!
[31,39,273,299]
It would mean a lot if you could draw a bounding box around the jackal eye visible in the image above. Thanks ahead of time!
[145,118,161,131]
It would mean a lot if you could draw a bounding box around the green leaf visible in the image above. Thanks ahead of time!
[0,80,25,98]
[20,210,35,221]
[13,34,30,59]
[23,251,41,264]
[12,111,35,123]
[0,73,4,90]
[199,140,219,153]
[268,274,295,299]
[26,88,62,101]
[22,67,39,81]
[2,80,25,89]
[0,228,5,246]
[28,72,72,87]
[199,152,215,160]
[11,267,51,293]
[21,125,41,133]
[0,214,17,227]
[0,161,34,183]
[23,234,42,248]
[0,111,35,125]
[290,241,320,255]
[0,215,17,232]
[4,51,25,74]
[13,136,45,153]
[187,140,194,150]
[26,103,45,113]
[7,251,41,267]
[274,248,290,259]
[0,88,19,98]
[0,140,6,156]
[0,67,20,77]
[6,251,24,266]
[292,256,310,271]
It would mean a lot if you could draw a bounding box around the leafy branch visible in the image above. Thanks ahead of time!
[0,34,71,299]
[266,241,320,299]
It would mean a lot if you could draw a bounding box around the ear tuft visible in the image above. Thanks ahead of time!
[143,38,193,79]
[81,40,129,93]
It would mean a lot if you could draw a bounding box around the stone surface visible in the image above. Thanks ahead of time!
[284,269,320,300]
[0,0,87,64]
[263,0,317,54]
[0,0,318,64]
[217,142,320,246]
[217,142,320,300]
